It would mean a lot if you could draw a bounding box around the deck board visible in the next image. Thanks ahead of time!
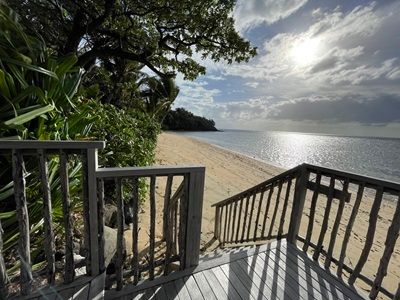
[105,240,367,300]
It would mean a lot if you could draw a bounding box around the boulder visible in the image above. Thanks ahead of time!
[104,204,118,228]
[104,226,117,268]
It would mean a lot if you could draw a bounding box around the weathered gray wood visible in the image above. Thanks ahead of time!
[163,175,173,240]
[303,172,321,252]
[185,170,205,268]
[81,150,92,275]
[86,148,100,276]
[87,272,105,300]
[307,181,351,202]
[163,281,179,300]
[173,277,191,299]
[214,206,221,241]
[287,164,310,244]
[337,182,365,278]
[131,177,140,284]
[349,186,384,285]
[325,178,349,269]
[369,194,400,299]
[277,178,292,238]
[261,184,275,237]
[226,203,233,244]
[267,180,283,238]
[235,196,245,242]
[149,176,156,280]
[212,165,301,208]
[212,266,243,300]
[0,140,105,150]
[97,179,105,274]
[96,165,205,178]
[179,175,189,269]
[230,197,238,242]
[303,163,400,195]
[202,268,230,300]
[184,275,204,299]
[38,149,56,285]
[222,203,229,245]
[246,191,257,241]
[193,272,217,300]
[12,150,32,295]
[313,175,335,261]
[60,151,75,283]
[116,178,125,290]
[253,189,266,241]
[240,195,250,242]
[0,219,9,299]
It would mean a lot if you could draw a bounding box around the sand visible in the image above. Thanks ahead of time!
[137,132,399,297]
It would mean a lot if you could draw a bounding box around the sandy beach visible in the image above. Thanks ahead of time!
[135,132,400,296]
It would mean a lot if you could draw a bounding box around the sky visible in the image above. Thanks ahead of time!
[173,0,400,138]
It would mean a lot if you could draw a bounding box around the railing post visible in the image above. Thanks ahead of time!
[214,206,221,241]
[287,164,309,244]
[86,148,100,276]
[184,167,206,268]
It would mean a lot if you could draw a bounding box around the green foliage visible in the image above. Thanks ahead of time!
[90,103,160,168]
[9,0,257,81]
[163,108,217,131]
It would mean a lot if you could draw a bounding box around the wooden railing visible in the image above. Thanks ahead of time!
[0,141,205,298]
[213,163,400,299]
[95,165,205,291]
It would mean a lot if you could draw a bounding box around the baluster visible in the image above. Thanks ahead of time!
[325,178,349,269]
[303,172,321,252]
[218,206,223,243]
[149,176,156,279]
[230,199,238,242]
[268,180,283,238]
[12,150,32,295]
[240,195,251,242]
[226,202,233,243]
[60,151,74,283]
[38,150,55,284]
[131,177,139,283]
[223,203,229,246]
[337,182,365,277]
[278,178,293,238]
[116,178,124,290]
[369,194,400,299]
[349,186,384,285]
[164,176,174,275]
[163,175,173,240]
[235,197,245,242]
[313,175,335,261]
[97,179,105,273]
[214,206,221,241]
[0,219,9,299]
[261,184,275,238]
[80,150,91,275]
[179,175,189,269]
[253,189,266,241]
[246,191,258,241]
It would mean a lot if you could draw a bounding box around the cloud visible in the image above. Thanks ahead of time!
[234,0,308,32]
[270,94,400,124]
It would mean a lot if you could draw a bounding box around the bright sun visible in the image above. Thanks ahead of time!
[290,38,320,66]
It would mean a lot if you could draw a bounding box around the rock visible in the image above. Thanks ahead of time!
[104,226,117,268]
[104,204,118,228]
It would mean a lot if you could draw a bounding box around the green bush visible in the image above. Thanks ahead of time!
[90,103,160,168]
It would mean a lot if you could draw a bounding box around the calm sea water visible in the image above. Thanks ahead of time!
[176,130,400,183]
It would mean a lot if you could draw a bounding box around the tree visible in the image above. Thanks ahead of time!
[8,0,257,80]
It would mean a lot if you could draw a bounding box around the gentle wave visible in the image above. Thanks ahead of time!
[176,130,400,183]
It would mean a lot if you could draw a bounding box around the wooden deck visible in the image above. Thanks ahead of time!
[105,240,366,300]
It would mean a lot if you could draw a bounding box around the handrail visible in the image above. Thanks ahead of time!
[96,165,205,178]
[211,164,301,207]
[212,162,400,300]
[0,140,106,149]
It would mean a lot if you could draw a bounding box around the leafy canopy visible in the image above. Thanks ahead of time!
[9,0,257,80]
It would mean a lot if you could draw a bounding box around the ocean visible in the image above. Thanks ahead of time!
[176,130,400,183]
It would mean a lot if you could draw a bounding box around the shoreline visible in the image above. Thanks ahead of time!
[151,131,399,295]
